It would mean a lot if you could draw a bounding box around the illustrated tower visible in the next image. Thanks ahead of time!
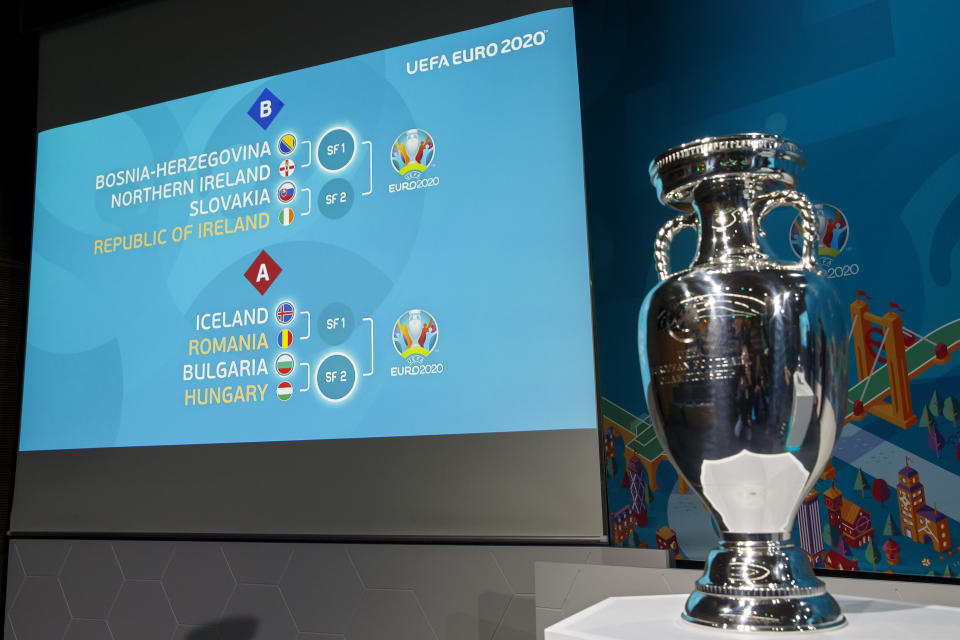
[609,505,635,545]
[603,428,615,460]
[849,300,916,428]
[797,489,825,565]
[896,459,951,551]
[823,484,842,524]
[897,460,925,540]
[627,457,648,528]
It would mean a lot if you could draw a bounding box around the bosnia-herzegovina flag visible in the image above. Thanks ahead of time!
[278,134,296,155]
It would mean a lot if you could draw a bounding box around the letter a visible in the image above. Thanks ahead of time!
[256,263,270,282]
[260,100,272,118]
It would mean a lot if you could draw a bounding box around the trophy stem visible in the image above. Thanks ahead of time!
[683,536,846,632]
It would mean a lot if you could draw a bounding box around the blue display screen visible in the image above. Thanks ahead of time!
[21,8,598,451]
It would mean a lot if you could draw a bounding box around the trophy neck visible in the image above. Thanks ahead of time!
[691,176,765,268]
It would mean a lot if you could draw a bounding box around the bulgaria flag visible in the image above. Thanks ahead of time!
[278,330,293,348]
[276,353,294,375]
[277,381,293,401]
[279,208,294,226]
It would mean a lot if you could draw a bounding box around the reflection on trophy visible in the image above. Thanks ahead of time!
[639,134,849,631]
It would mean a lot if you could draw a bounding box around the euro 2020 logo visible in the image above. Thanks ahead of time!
[789,203,858,279]
[393,309,438,359]
[391,129,435,180]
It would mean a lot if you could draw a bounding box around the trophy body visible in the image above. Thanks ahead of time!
[640,135,849,631]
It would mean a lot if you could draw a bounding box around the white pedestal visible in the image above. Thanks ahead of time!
[544,594,960,639]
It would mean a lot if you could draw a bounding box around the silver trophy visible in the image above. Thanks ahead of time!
[639,134,848,631]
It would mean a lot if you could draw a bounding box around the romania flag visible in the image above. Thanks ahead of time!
[278,330,293,348]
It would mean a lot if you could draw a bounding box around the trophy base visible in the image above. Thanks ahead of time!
[682,535,846,632]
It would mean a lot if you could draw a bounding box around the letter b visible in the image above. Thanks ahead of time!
[260,100,272,118]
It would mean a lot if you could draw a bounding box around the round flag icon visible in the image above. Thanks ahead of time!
[278,133,297,155]
[278,181,296,203]
[276,353,294,376]
[275,301,295,324]
[277,381,293,401]
[279,158,295,177]
[279,208,295,226]
[278,329,294,348]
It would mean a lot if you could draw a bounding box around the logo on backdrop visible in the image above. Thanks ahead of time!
[392,309,438,359]
[390,129,435,178]
[247,89,284,130]
[789,203,858,279]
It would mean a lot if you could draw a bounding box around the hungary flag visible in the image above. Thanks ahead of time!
[277,381,293,401]
[278,330,293,348]
[279,208,294,226]
[276,353,294,376]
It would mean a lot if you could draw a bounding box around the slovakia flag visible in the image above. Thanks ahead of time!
[278,181,296,202]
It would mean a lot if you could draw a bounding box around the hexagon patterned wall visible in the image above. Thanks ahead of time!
[4,540,668,640]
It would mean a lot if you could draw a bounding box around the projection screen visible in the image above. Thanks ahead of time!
[11,0,606,540]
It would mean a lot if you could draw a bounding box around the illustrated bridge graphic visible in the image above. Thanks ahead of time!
[846,300,960,427]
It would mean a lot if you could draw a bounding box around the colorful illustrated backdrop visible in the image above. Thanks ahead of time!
[577,0,960,579]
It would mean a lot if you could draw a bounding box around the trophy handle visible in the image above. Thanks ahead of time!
[654,213,699,280]
[752,190,819,273]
